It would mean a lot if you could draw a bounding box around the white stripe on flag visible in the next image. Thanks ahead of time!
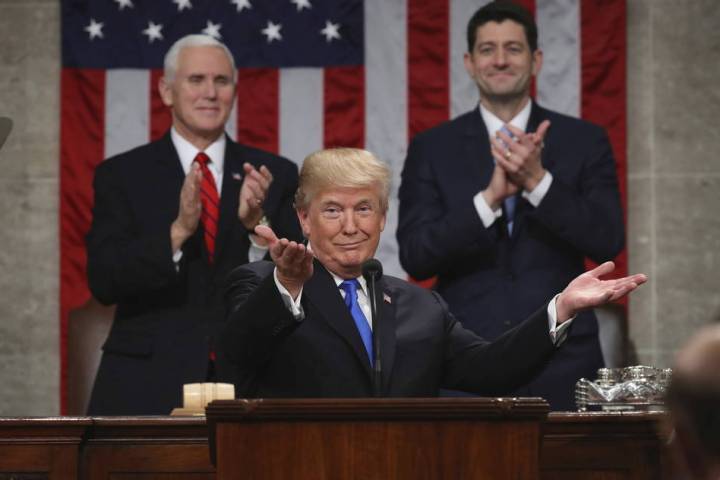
[536,0,581,118]
[105,69,149,158]
[365,0,407,277]
[450,0,492,118]
[279,68,323,165]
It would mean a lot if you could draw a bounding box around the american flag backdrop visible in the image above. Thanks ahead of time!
[60,0,626,411]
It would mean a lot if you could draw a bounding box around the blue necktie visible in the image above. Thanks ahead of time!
[339,279,374,366]
[499,125,517,234]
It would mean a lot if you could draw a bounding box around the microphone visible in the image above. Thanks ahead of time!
[362,258,383,397]
[0,117,12,152]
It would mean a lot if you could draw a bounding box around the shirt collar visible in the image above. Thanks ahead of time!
[329,269,368,297]
[170,127,226,176]
[479,99,532,136]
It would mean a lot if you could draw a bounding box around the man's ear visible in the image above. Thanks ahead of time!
[297,208,311,239]
[158,76,173,107]
[531,49,543,77]
[463,51,475,79]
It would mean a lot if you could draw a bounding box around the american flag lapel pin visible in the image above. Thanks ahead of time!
[231,172,242,181]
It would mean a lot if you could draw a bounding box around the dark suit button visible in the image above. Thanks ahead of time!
[504,320,511,326]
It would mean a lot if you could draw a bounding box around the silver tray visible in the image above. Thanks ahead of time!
[575,365,672,411]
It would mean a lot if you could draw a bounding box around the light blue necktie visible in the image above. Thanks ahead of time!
[339,279,374,366]
[499,125,517,235]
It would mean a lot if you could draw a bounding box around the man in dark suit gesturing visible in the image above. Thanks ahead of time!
[219,148,643,399]
[397,1,625,409]
[86,35,302,415]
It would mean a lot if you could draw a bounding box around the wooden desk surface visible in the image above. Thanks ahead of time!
[0,410,667,480]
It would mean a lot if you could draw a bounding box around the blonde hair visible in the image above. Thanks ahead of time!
[295,148,391,212]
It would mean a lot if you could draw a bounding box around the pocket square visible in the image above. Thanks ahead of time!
[383,293,391,304]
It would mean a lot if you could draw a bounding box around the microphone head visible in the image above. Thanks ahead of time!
[362,258,383,280]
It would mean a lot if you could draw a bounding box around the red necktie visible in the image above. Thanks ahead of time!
[194,152,219,264]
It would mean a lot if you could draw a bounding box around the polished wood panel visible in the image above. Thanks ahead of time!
[0,417,90,480]
[81,416,215,480]
[207,397,549,480]
[0,408,668,479]
[541,411,667,480]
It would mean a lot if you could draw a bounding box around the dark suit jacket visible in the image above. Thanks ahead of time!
[85,132,302,415]
[397,103,625,409]
[218,260,557,398]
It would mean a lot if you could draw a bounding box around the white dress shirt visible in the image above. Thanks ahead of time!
[170,127,268,262]
[472,100,554,227]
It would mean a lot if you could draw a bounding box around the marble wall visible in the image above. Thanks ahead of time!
[0,0,60,415]
[0,0,719,415]
[627,0,720,369]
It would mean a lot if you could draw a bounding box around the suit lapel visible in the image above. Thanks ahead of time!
[375,280,397,393]
[304,262,374,379]
[155,132,187,185]
[508,102,550,240]
[462,108,495,197]
[460,108,512,240]
[151,133,190,224]
[527,102,552,169]
[214,137,244,264]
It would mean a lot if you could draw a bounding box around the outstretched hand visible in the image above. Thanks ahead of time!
[555,261,647,323]
[254,224,313,299]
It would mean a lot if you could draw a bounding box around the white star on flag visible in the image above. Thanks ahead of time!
[142,21,164,43]
[84,18,104,40]
[291,0,311,11]
[113,0,133,10]
[261,21,282,42]
[173,0,192,12]
[202,20,222,39]
[320,20,341,42]
[230,0,251,12]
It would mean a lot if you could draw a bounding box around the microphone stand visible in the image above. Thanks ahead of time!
[367,272,382,396]
[362,259,383,397]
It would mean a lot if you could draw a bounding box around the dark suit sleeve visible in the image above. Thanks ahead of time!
[218,262,300,396]
[86,159,179,305]
[397,137,502,280]
[529,127,625,263]
[437,292,556,394]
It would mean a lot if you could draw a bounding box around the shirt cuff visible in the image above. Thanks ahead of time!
[473,191,503,228]
[522,171,553,207]
[248,233,270,262]
[274,267,305,320]
[547,293,574,346]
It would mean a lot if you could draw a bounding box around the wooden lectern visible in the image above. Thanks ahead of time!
[207,397,549,479]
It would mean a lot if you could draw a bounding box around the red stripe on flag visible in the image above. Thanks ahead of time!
[581,0,628,288]
[408,0,450,139]
[407,0,449,288]
[150,69,173,141]
[60,68,106,413]
[324,66,365,149]
[236,68,279,154]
